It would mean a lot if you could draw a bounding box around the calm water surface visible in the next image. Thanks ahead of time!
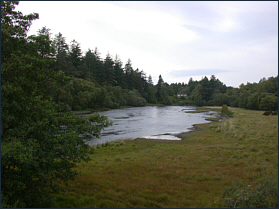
[82,106,218,146]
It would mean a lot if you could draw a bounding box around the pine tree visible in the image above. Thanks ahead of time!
[148,75,153,85]
[124,59,134,89]
[114,54,125,88]
[104,53,116,85]
[51,32,72,75]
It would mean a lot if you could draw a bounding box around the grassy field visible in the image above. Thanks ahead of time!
[53,107,278,208]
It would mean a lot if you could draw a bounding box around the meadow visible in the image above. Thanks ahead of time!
[53,107,278,208]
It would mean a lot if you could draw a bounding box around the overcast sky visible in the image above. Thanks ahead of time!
[17,1,278,87]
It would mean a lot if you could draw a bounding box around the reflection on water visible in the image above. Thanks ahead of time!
[141,134,181,140]
[81,106,218,146]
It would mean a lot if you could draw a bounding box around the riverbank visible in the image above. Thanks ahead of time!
[72,104,160,115]
[53,107,278,208]
[72,103,199,115]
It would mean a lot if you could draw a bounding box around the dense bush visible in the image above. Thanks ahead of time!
[259,93,278,111]
[222,174,278,208]
[125,90,146,106]
[263,110,278,116]
[221,104,234,117]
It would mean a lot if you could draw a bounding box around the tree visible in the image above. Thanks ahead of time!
[191,84,203,106]
[247,92,260,110]
[114,54,125,88]
[124,58,134,89]
[156,74,166,103]
[200,76,210,102]
[1,1,39,62]
[259,93,278,111]
[51,32,73,76]
[67,39,83,77]
[69,39,82,68]
[148,75,153,85]
[238,91,249,108]
[146,83,157,103]
[93,47,105,84]
[104,53,116,85]
[1,2,111,207]
[213,92,228,106]
[83,49,95,80]
[125,90,146,107]
[28,27,55,59]
[226,88,240,107]
[221,104,234,117]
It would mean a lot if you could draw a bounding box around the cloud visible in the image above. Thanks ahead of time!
[17,1,277,88]
[168,69,229,77]
[82,2,199,46]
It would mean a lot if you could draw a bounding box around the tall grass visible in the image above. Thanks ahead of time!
[52,107,278,208]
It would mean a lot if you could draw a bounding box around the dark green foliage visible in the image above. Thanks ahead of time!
[222,174,278,208]
[122,89,146,107]
[1,193,20,208]
[190,84,204,106]
[51,32,72,74]
[49,42,151,108]
[221,104,234,117]
[176,75,278,110]
[104,53,116,85]
[146,82,157,103]
[271,110,278,115]
[225,77,278,111]
[259,93,278,111]
[156,75,173,104]
[263,110,278,116]
[221,104,229,115]
[247,92,260,110]
[1,2,111,207]
[263,110,272,116]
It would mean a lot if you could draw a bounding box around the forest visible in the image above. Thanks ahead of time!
[31,29,278,112]
[31,27,278,112]
[1,1,278,208]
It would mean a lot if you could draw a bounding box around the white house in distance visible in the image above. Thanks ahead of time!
[177,93,188,97]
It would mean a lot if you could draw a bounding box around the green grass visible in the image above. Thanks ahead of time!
[205,117,219,121]
[53,107,278,208]
[114,117,129,119]
[72,108,96,115]
[184,109,209,113]
[72,108,111,115]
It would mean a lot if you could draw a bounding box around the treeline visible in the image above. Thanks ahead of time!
[170,75,278,111]
[44,31,156,110]
[44,30,231,109]
[215,76,278,111]
[42,30,278,112]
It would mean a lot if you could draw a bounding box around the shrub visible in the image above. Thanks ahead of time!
[263,110,278,116]
[259,93,278,111]
[271,110,278,115]
[221,104,234,117]
[62,104,72,112]
[126,90,146,106]
[263,110,272,116]
[1,193,19,208]
[222,174,278,208]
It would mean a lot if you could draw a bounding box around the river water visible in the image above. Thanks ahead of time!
[82,106,218,146]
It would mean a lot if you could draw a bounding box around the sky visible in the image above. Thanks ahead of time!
[17,1,278,87]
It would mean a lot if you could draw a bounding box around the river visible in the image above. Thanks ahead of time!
[81,106,218,146]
